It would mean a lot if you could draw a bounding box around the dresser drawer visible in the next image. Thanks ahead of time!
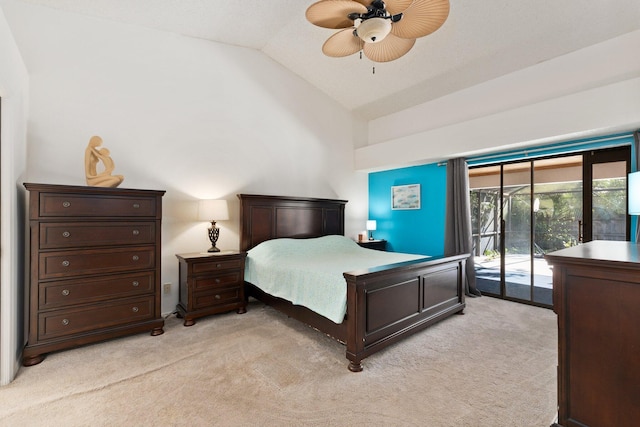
[191,271,242,292]
[191,258,244,274]
[39,193,157,218]
[192,287,242,310]
[39,272,155,309]
[39,246,155,279]
[40,222,156,249]
[38,296,155,341]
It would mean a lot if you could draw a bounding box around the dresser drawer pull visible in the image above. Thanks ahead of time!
[132,281,139,287]
[61,260,70,267]
[61,319,70,326]
[132,255,139,261]
[132,306,139,313]
[215,278,221,284]
[62,201,71,208]
[62,231,71,238]
[132,229,140,235]
[216,263,222,268]
[61,289,70,296]
[133,203,140,209]
[215,294,221,300]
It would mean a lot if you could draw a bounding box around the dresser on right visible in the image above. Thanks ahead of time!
[545,241,640,427]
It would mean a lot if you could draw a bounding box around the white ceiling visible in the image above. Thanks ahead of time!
[15,0,640,120]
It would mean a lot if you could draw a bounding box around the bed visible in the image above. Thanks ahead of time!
[239,194,468,372]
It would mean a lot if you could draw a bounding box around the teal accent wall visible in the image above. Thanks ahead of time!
[368,163,447,256]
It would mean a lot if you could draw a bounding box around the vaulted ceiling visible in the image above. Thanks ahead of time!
[13,0,640,121]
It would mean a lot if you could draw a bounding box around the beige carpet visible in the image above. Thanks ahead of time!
[0,296,557,426]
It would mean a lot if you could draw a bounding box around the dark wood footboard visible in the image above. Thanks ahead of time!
[245,253,467,371]
[343,253,467,372]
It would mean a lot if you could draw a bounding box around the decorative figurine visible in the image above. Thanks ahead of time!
[84,136,124,187]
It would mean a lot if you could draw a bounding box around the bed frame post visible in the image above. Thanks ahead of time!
[345,278,365,372]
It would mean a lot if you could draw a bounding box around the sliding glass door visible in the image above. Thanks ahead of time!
[584,148,630,242]
[470,147,630,308]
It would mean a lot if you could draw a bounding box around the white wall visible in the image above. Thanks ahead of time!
[0,4,29,385]
[1,1,368,317]
[358,30,640,170]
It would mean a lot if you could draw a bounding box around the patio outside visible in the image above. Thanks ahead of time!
[471,175,627,307]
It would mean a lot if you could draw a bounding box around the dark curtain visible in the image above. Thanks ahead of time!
[444,158,481,297]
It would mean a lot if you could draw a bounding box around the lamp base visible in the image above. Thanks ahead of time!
[207,225,221,253]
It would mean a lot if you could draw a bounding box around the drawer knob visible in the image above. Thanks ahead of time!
[132,306,139,313]
[61,319,70,326]
[132,229,140,235]
[216,263,222,268]
[62,260,70,267]
[62,231,70,238]
[62,201,71,208]
[215,294,221,300]
[132,255,139,261]
[132,281,139,287]
[215,278,221,284]
[61,289,70,296]
[133,203,140,209]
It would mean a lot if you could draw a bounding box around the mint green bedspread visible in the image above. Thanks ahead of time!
[244,235,427,324]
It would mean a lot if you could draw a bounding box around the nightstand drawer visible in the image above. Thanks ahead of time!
[192,287,242,310]
[39,193,158,218]
[191,258,243,274]
[40,222,156,249]
[38,296,155,341]
[191,271,241,292]
[39,272,154,309]
[39,246,155,279]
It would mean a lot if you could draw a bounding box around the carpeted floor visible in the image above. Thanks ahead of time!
[0,296,557,426]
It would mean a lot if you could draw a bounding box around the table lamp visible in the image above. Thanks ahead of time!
[198,199,229,252]
[366,220,377,241]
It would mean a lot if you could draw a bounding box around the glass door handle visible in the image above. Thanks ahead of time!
[578,220,583,243]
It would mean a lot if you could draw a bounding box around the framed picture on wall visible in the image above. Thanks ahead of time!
[391,184,421,210]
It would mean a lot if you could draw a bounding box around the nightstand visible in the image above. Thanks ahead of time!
[175,251,247,326]
[357,239,387,251]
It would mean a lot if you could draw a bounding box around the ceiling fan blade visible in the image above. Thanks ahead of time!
[384,0,414,15]
[363,33,415,62]
[391,0,449,39]
[322,28,365,57]
[306,0,368,29]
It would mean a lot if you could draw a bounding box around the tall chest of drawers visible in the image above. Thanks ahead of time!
[23,183,166,366]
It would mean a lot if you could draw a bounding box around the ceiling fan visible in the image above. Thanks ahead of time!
[306,0,450,63]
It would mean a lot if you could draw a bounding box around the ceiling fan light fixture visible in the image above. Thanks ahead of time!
[355,17,391,43]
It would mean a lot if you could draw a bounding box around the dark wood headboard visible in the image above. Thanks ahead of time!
[237,194,348,252]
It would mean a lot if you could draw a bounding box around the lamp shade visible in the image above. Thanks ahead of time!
[366,220,377,231]
[629,172,640,215]
[198,199,229,221]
